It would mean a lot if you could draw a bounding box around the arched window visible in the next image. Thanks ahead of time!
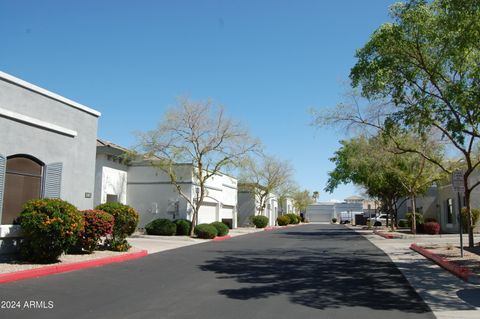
[1,155,44,224]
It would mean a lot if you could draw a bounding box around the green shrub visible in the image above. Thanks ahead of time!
[277,215,290,226]
[398,219,408,228]
[424,217,437,223]
[251,215,269,228]
[406,212,424,228]
[194,224,218,239]
[461,208,480,231]
[77,210,114,253]
[286,213,300,224]
[95,202,139,251]
[18,198,83,263]
[174,219,192,236]
[210,221,229,236]
[145,218,177,236]
[331,217,337,224]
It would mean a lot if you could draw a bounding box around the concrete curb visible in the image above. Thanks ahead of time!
[264,224,303,231]
[213,235,232,241]
[0,250,148,284]
[410,243,480,284]
[373,230,402,239]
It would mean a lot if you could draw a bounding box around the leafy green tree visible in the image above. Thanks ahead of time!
[312,191,320,202]
[350,0,480,246]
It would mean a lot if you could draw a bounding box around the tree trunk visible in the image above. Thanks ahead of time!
[464,188,474,248]
[189,206,199,237]
[411,195,417,235]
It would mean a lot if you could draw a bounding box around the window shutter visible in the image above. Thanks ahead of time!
[44,162,63,198]
[0,155,5,216]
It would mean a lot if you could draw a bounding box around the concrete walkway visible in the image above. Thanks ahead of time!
[351,227,480,319]
[128,227,263,254]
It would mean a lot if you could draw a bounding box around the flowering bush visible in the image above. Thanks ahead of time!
[18,198,83,263]
[95,202,139,251]
[77,210,114,253]
[424,222,441,235]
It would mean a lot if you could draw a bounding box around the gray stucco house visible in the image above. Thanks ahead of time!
[0,71,100,253]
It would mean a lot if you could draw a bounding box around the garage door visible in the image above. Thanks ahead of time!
[306,206,333,223]
[198,203,217,224]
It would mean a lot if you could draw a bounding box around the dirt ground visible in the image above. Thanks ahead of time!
[422,243,480,275]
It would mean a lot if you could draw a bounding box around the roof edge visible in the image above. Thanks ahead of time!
[0,71,101,117]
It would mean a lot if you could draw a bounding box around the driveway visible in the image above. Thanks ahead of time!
[0,224,433,319]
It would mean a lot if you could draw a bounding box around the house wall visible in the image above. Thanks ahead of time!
[238,192,256,226]
[0,71,100,253]
[94,154,128,207]
[123,163,238,228]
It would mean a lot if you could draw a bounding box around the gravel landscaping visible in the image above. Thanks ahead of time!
[0,247,143,274]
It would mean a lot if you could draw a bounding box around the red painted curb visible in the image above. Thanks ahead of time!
[410,243,474,282]
[374,230,401,239]
[0,250,148,284]
[213,235,232,241]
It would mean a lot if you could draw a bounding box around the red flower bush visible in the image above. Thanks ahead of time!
[78,210,114,253]
[424,222,441,235]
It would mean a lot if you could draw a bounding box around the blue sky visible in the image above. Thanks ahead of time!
[0,0,396,201]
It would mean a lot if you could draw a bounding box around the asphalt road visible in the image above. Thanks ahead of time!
[0,224,434,319]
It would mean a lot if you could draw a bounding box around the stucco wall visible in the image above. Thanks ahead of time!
[94,154,128,207]
[0,73,99,217]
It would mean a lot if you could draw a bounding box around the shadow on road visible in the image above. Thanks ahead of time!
[200,227,431,313]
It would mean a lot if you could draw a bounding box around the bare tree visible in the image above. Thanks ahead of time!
[239,154,294,217]
[138,97,259,235]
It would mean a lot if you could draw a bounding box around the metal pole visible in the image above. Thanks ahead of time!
[457,191,464,258]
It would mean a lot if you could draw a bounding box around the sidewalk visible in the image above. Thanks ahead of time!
[352,227,480,319]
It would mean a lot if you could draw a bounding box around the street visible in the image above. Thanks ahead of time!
[1,224,434,319]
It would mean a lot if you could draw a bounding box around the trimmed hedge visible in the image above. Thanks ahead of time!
[277,215,290,226]
[406,212,424,228]
[145,218,177,236]
[210,221,229,236]
[331,217,337,224]
[251,215,269,228]
[77,210,114,253]
[398,219,408,228]
[95,202,139,251]
[424,222,441,235]
[194,224,218,239]
[18,198,83,263]
[286,214,300,224]
[174,219,192,236]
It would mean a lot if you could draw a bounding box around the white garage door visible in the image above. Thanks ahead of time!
[198,203,217,224]
[220,205,234,220]
[306,207,333,223]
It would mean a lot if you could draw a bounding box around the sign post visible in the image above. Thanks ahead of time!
[452,170,464,258]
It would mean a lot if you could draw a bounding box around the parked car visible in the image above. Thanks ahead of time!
[368,214,389,226]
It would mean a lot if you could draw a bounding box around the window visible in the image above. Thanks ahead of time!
[446,198,454,224]
[1,155,44,224]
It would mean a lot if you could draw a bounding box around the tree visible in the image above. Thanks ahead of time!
[239,154,294,216]
[138,97,259,235]
[292,190,313,214]
[350,0,480,246]
[325,133,445,231]
[312,191,320,202]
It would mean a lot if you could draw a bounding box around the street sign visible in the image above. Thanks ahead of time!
[452,170,465,193]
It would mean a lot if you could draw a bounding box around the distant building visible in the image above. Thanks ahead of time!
[95,139,239,229]
[306,196,364,223]
[237,183,278,227]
